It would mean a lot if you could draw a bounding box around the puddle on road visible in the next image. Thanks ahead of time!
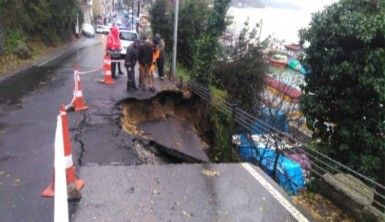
[121,90,211,162]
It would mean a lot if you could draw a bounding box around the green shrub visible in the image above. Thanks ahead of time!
[5,30,24,53]
[209,107,232,162]
[13,41,31,59]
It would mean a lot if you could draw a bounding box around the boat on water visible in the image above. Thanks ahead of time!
[264,75,302,101]
[284,43,303,58]
[287,58,308,75]
[268,54,288,69]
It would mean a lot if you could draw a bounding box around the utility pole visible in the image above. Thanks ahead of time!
[75,12,80,37]
[131,0,134,30]
[136,0,140,33]
[171,0,179,79]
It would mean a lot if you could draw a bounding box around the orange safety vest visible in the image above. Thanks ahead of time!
[150,49,160,73]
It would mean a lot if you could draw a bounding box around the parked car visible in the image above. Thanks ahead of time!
[96,25,109,34]
[119,30,137,58]
[81,23,95,38]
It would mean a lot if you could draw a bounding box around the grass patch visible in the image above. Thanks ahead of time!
[0,41,65,76]
[176,63,191,82]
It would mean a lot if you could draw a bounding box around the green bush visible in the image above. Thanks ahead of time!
[13,41,31,59]
[209,107,232,162]
[5,30,24,53]
[0,0,80,52]
[208,86,233,162]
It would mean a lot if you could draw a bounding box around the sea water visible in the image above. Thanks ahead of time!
[228,5,330,43]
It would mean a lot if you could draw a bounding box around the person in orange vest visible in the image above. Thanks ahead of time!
[151,46,160,78]
[153,33,165,80]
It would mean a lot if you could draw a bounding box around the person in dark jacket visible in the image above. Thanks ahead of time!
[153,33,165,80]
[124,39,139,91]
[137,35,155,91]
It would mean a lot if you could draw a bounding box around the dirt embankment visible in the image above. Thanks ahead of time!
[121,90,209,139]
[0,41,68,77]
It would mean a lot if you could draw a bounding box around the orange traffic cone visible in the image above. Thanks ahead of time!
[42,105,85,200]
[72,69,88,111]
[101,55,114,85]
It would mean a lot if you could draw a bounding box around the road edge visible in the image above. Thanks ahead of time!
[0,37,99,83]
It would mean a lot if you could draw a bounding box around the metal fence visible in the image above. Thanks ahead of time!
[186,79,385,218]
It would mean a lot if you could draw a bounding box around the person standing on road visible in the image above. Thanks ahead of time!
[153,33,165,80]
[124,39,139,91]
[106,25,122,79]
[138,35,155,91]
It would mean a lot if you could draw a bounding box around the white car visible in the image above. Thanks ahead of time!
[81,23,95,38]
[96,25,109,34]
[119,30,138,58]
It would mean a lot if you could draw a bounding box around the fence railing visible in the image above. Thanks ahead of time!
[185,78,385,217]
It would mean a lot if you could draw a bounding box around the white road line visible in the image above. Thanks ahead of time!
[38,54,60,67]
[241,163,309,222]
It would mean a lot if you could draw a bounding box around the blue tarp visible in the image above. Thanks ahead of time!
[252,108,289,134]
[238,135,305,194]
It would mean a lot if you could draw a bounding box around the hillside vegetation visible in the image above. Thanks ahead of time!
[0,0,81,58]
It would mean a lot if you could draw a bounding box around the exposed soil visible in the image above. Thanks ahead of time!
[293,191,356,222]
[121,90,208,141]
[121,81,361,221]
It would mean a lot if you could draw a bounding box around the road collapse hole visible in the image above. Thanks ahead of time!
[121,90,211,160]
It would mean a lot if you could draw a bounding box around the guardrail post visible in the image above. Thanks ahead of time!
[372,158,385,214]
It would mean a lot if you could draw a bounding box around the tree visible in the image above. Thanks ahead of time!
[299,0,385,211]
[93,0,102,19]
[176,0,210,68]
[149,0,210,69]
[149,0,171,45]
[192,0,231,85]
[213,22,268,114]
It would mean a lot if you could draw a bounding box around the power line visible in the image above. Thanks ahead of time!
[185,79,385,214]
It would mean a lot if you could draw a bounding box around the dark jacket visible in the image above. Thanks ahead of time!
[124,43,138,68]
[154,38,165,59]
[138,41,154,65]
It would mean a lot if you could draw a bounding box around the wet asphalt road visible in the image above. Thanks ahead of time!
[0,36,112,222]
[0,35,194,222]
[0,35,312,221]
[73,163,304,222]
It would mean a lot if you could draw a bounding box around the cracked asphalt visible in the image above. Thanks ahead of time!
[0,35,312,222]
[0,35,205,222]
[0,35,149,221]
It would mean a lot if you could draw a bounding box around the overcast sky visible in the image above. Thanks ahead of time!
[279,0,337,11]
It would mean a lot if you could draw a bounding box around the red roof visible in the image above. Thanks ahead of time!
[284,43,302,51]
[264,76,302,100]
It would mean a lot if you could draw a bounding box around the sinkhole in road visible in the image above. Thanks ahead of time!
[121,90,211,163]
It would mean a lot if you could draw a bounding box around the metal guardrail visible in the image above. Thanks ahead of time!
[185,79,385,217]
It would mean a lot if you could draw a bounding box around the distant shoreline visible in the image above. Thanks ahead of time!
[231,5,265,9]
